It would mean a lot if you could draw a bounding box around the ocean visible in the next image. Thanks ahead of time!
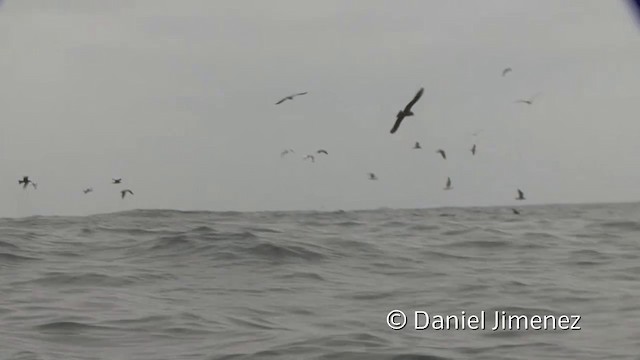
[1,203,639,359]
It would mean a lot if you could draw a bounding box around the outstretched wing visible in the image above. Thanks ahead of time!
[518,189,524,198]
[390,114,405,134]
[502,67,512,76]
[317,149,328,155]
[403,87,424,112]
[294,92,308,97]
[275,98,287,105]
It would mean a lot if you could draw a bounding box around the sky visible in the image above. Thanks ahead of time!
[0,0,639,217]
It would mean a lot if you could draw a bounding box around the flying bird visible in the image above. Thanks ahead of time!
[275,92,308,105]
[18,176,36,190]
[83,188,93,194]
[112,178,122,184]
[512,208,521,215]
[436,149,446,160]
[413,142,422,149]
[281,149,295,158]
[515,93,541,105]
[368,173,378,181]
[516,189,525,200]
[303,155,315,163]
[444,177,453,190]
[471,144,476,155]
[502,67,512,77]
[390,87,424,134]
[121,189,134,199]
[316,149,328,155]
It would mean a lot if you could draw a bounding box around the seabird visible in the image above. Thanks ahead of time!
[316,149,328,155]
[121,189,134,199]
[18,176,36,190]
[112,178,122,184]
[515,93,541,105]
[413,142,422,149]
[502,67,512,77]
[512,208,521,215]
[436,149,446,160]
[275,92,308,105]
[471,144,476,155]
[444,177,453,190]
[390,87,424,134]
[83,188,93,194]
[303,155,315,163]
[368,173,378,181]
[516,189,525,200]
[281,149,295,158]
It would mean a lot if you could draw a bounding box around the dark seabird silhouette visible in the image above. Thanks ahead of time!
[121,189,134,199]
[515,93,541,105]
[516,189,525,200]
[471,144,476,155]
[413,142,422,149]
[390,87,424,134]
[512,208,521,215]
[368,173,378,181]
[18,176,36,189]
[436,149,446,160]
[303,155,315,163]
[281,149,295,158]
[275,92,308,105]
[112,178,122,184]
[316,149,328,155]
[444,177,453,190]
[502,67,512,77]
[83,188,93,194]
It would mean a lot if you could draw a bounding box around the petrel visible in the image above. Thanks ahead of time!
[112,178,122,184]
[281,149,295,158]
[413,142,422,149]
[368,173,378,181]
[444,177,453,190]
[390,87,424,134]
[516,189,525,200]
[83,188,93,194]
[515,93,541,105]
[436,149,446,160]
[303,155,315,163]
[18,176,36,189]
[512,208,521,215]
[471,144,476,155]
[316,149,328,155]
[502,67,512,77]
[275,92,308,105]
[121,189,134,199]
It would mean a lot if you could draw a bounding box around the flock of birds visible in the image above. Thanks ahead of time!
[17,68,533,213]
[18,176,134,199]
[276,67,534,214]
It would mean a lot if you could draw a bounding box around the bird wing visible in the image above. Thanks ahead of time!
[446,177,451,187]
[275,98,287,105]
[294,92,308,97]
[317,150,328,154]
[502,68,512,76]
[403,87,424,112]
[518,189,524,197]
[390,114,405,134]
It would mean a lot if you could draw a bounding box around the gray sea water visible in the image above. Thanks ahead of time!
[1,203,640,360]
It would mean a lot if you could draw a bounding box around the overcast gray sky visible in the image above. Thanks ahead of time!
[0,0,639,217]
